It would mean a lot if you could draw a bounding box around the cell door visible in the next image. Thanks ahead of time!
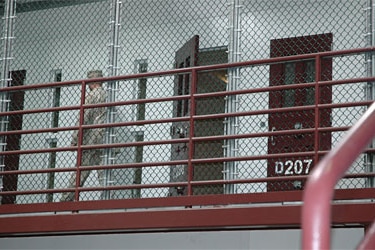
[267,34,332,191]
[193,47,227,195]
[2,70,26,204]
[169,35,199,196]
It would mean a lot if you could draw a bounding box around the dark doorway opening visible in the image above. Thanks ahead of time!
[2,70,26,204]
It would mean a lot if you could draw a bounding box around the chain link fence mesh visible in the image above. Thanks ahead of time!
[0,0,373,204]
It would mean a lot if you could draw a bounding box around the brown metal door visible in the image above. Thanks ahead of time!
[169,35,199,196]
[2,70,26,204]
[267,34,332,191]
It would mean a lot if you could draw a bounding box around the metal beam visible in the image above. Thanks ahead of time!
[0,203,373,236]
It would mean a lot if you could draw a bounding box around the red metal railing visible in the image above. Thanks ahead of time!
[0,47,374,236]
[1,48,375,198]
[302,101,375,249]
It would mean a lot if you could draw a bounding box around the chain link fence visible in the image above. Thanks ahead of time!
[0,0,373,204]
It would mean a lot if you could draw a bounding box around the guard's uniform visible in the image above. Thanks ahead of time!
[61,85,106,201]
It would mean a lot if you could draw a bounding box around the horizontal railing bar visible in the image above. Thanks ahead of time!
[1,47,374,93]
[0,99,371,138]
[2,148,375,176]
[0,123,351,146]
[2,189,372,215]
[2,76,372,119]
[1,171,374,197]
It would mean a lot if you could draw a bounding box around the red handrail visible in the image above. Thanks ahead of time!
[302,102,375,249]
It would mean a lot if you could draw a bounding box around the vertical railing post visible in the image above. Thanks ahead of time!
[187,68,197,196]
[0,0,16,203]
[74,81,87,201]
[313,55,322,167]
